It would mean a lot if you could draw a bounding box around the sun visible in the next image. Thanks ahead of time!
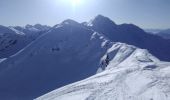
[71,0,81,6]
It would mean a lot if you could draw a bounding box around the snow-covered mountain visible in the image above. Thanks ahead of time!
[84,15,170,61]
[36,44,170,100]
[13,24,51,37]
[0,19,114,99]
[0,24,50,58]
[0,15,170,100]
[0,25,29,58]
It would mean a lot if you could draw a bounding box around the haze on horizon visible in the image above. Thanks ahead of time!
[0,0,170,29]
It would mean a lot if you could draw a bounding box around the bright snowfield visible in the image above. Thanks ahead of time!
[36,46,170,100]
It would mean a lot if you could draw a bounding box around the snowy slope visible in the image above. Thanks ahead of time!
[1,16,170,100]
[0,24,50,58]
[0,20,113,99]
[36,45,170,100]
[0,25,29,58]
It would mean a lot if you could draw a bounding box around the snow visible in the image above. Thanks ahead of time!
[41,90,91,100]
[0,25,15,35]
[0,58,7,63]
[36,58,170,100]
[0,20,112,99]
[9,27,25,35]
[85,15,170,61]
[36,37,170,100]
[0,24,50,58]
[0,15,170,100]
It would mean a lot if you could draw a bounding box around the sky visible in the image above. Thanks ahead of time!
[0,0,170,29]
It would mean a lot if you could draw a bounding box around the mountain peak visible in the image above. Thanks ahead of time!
[53,19,82,29]
[25,24,33,28]
[94,15,109,20]
[91,15,116,26]
[61,19,80,26]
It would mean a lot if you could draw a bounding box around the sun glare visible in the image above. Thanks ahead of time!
[71,0,82,6]
[58,0,84,12]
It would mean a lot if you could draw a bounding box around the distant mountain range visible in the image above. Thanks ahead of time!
[157,29,170,39]
[0,24,50,58]
[145,29,163,34]
[0,15,170,100]
[145,28,170,39]
[1,15,170,61]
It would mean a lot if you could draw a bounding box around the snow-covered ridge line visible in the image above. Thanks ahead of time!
[0,15,170,100]
[36,46,170,100]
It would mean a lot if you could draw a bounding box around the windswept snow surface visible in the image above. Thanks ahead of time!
[36,47,170,100]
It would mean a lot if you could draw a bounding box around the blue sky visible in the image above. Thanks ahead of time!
[0,0,170,29]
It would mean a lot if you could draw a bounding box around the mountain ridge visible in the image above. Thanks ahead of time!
[84,15,170,61]
[0,24,51,59]
[0,15,170,100]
